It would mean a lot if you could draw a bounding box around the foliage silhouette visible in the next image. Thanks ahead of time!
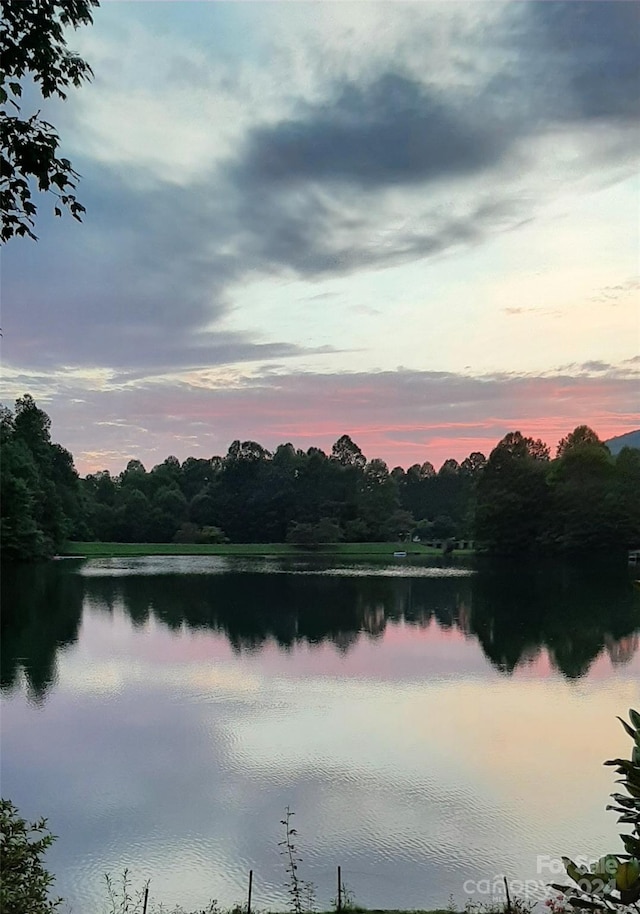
[0,798,61,913]
[1,560,84,702]
[2,397,639,561]
[2,558,638,706]
[1,0,98,241]
[552,709,640,909]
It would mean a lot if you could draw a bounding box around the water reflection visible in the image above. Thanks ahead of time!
[2,556,639,914]
[1,561,84,704]
[471,558,640,679]
[2,556,638,703]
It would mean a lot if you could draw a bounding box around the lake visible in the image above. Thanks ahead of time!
[1,555,639,914]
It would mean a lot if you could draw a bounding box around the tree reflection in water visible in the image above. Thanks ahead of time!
[1,556,638,702]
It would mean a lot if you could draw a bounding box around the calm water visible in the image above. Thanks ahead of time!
[2,555,639,913]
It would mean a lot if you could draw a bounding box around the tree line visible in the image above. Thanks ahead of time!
[1,394,639,561]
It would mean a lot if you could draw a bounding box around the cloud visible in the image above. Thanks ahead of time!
[503,306,561,317]
[206,1,639,286]
[590,277,640,304]
[2,162,344,373]
[227,1,637,282]
[528,1,640,124]
[2,1,638,413]
[235,72,509,191]
[3,365,637,475]
[555,359,640,379]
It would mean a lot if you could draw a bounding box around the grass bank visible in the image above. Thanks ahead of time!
[60,541,474,558]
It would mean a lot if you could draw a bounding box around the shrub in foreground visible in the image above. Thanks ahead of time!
[0,798,61,914]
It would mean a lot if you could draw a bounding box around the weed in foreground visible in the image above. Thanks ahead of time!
[104,871,150,914]
[330,880,363,914]
[464,900,535,914]
[279,806,313,914]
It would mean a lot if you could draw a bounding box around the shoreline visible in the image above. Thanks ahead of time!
[59,541,475,559]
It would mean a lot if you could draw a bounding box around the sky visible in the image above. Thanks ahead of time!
[2,0,639,475]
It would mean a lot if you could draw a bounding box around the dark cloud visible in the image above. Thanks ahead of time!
[3,167,223,368]
[217,2,638,281]
[552,359,640,378]
[2,163,339,372]
[231,3,639,198]
[1,144,525,376]
[2,2,638,378]
[230,181,528,279]
[528,1,640,123]
[235,72,508,189]
[577,360,617,375]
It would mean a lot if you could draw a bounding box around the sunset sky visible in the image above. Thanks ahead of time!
[2,0,639,474]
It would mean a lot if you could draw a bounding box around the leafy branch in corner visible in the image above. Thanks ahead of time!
[0,798,62,914]
[1,0,99,242]
[551,709,640,911]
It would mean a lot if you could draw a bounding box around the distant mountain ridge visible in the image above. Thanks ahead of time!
[605,429,640,454]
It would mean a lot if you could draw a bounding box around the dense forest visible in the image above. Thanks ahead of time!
[1,394,639,561]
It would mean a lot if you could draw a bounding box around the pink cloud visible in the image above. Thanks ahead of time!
[17,367,638,474]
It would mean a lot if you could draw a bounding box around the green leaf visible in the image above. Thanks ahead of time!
[616,859,640,891]
[617,715,637,740]
[564,857,588,885]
